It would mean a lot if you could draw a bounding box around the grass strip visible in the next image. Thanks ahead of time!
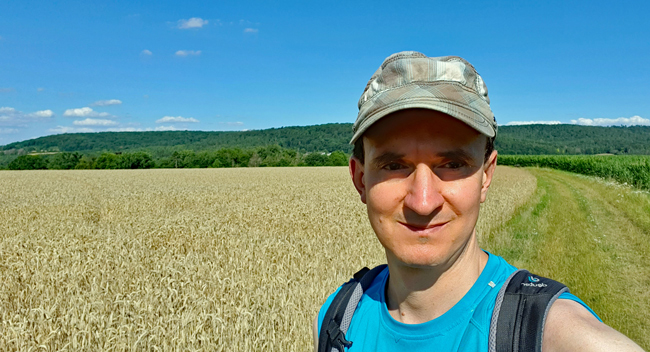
[482,168,649,349]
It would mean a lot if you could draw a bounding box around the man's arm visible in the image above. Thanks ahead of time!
[544,299,645,352]
[313,315,319,352]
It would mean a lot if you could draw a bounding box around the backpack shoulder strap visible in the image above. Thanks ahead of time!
[318,264,387,352]
[488,269,569,352]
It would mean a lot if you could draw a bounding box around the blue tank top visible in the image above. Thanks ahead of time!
[317,252,599,351]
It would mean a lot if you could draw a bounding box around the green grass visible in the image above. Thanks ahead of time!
[481,168,650,349]
[499,155,650,191]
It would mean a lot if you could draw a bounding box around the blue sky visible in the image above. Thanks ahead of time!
[1,0,649,145]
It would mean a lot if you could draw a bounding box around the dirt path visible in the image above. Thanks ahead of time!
[482,168,650,348]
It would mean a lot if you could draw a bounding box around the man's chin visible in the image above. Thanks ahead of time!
[387,249,450,270]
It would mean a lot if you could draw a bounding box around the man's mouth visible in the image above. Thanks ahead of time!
[400,221,449,233]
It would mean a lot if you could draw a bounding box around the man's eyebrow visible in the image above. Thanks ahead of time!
[370,152,404,168]
[438,149,474,161]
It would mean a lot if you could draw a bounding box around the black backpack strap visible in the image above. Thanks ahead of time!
[489,269,569,352]
[318,264,388,352]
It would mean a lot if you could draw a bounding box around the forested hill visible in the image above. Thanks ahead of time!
[1,124,353,155]
[497,124,650,155]
[2,123,650,155]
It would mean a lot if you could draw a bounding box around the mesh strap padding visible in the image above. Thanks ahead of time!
[489,270,568,352]
[318,265,387,352]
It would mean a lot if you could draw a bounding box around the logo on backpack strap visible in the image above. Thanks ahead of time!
[521,275,548,287]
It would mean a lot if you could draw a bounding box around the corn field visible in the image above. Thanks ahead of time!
[0,166,536,351]
[499,155,650,190]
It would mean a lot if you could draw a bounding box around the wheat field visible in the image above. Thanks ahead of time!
[0,166,536,351]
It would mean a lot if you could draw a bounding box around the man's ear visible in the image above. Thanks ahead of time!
[349,156,367,204]
[480,150,498,203]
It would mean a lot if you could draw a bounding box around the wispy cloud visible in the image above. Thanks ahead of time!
[156,116,199,123]
[178,17,208,29]
[0,107,54,128]
[0,128,19,134]
[570,116,650,126]
[243,28,258,33]
[30,110,54,118]
[505,120,562,126]
[90,99,122,107]
[154,125,181,131]
[0,87,15,93]
[220,121,244,126]
[73,118,119,126]
[50,125,156,134]
[37,87,45,92]
[107,127,143,132]
[63,107,111,118]
[141,49,153,56]
[49,126,96,134]
[175,50,201,57]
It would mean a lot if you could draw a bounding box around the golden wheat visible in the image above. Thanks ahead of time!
[0,166,535,351]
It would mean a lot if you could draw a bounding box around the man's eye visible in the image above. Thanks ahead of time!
[383,162,405,171]
[443,161,466,169]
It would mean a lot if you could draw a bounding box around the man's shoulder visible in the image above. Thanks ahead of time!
[543,299,644,352]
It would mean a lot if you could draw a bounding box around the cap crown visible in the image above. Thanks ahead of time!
[352,51,497,144]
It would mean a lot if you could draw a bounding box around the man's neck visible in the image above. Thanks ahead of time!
[384,238,488,325]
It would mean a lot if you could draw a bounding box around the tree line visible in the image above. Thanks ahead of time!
[3,124,650,158]
[6,146,349,170]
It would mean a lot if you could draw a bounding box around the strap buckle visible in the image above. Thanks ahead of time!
[327,325,353,351]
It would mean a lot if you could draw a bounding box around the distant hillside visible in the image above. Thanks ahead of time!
[1,124,354,155]
[497,125,650,155]
[2,123,649,157]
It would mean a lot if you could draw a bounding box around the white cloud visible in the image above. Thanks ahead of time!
[90,99,122,107]
[178,17,208,29]
[0,128,19,134]
[49,126,95,134]
[505,120,562,126]
[37,87,45,92]
[63,107,111,118]
[0,87,15,93]
[0,107,54,127]
[73,118,119,126]
[220,121,244,126]
[154,125,181,131]
[156,116,199,123]
[141,49,152,55]
[570,116,650,126]
[30,109,54,118]
[175,50,201,57]
[243,28,258,33]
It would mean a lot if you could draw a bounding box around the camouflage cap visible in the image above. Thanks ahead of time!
[351,51,497,144]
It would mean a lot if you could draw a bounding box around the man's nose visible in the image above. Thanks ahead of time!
[403,164,444,216]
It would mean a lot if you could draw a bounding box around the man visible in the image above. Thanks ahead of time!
[314,51,643,351]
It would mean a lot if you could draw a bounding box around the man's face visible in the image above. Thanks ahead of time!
[350,109,497,269]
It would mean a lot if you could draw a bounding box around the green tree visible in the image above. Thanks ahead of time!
[170,150,197,168]
[304,152,328,166]
[49,152,82,169]
[8,155,48,170]
[94,153,120,169]
[327,151,348,166]
[119,152,155,169]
